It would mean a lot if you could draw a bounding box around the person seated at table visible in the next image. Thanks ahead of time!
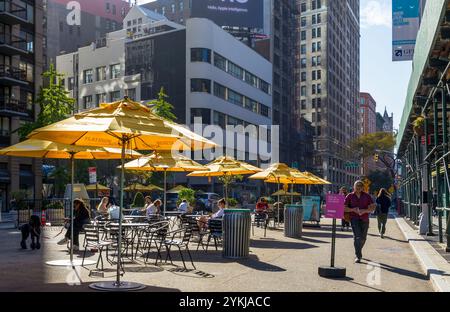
[57,199,91,251]
[146,199,161,217]
[255,198,269,227]
[96,196,109,219]
[106,197,121,220]
[198,198,226,230]
[178,199,189,214]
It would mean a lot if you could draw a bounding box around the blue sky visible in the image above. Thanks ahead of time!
[138,0,410,129]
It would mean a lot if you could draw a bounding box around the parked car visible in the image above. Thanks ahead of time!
[196,193,221,212]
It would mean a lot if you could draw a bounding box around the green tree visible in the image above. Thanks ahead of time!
[148,87,177,121]
[18,63,74,139]
[351,132,397,177]
[367,170,394,195]
[177,188,196,207]
[131,192,146,208]
[218,175,243,205]
[49,167,70,197]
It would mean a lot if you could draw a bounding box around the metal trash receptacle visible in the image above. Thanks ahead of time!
[223,209,251,259]
[284,205,303,238]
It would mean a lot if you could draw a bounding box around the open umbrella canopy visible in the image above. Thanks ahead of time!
[187,156,261,177]
[167,185,189,193]
[301,171,332,185]
[122,151,207,172]
[0,139,142,159]
[271,190,302,196]
[249,163,293,183]
[123,183,163,192]
[27,98,217,151]
[85,183,110,191]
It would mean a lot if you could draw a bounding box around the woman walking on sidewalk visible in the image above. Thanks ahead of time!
[376,188,391,239]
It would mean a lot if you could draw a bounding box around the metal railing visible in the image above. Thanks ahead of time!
[0,0,27,20]
[0,64,26,81]
[0,96,31,116]
[0,33,29,52]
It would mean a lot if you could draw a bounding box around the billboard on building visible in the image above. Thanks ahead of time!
[191,0,263,28]
[392,0,421,61]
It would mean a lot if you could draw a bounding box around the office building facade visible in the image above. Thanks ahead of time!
[296,0,360,189]
[359,92,377,176]
[0,0,44,211]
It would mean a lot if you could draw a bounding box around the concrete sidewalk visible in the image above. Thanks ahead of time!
[0,217,433,292]
[396,217,450,292]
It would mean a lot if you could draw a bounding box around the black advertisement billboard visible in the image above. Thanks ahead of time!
[191,0,264,29]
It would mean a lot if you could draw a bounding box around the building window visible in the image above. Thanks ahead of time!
[245,71,258,88]
[96,66,106,81]
[68,77,75,91]
[301,16,306,27]
[214,52,227,71]
[301,31,306,41]
[301,72,306,82]
[244,98,258,113]
[83,69,93,84]
[259,80,270,94]
[259,104,269,117]
[301,100,306,110]
[96,93,106,105]
[213,111,226,129]
[110,90,121,101]
[83,95,93,109]
[191,48,211,63]
[213,82,226,100]
[301,58,306,68]
[301,86,306,96]
[317,84,322,94]
[312,42,316,52]
[191,79,211,93]
[301,44,306,55]
[228,89,243,106]
[228,62,244,80]
[110,64,120,79]
[126,88,136,100]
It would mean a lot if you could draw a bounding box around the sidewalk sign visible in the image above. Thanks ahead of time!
[88,167,97,184]
[318,194,346,278]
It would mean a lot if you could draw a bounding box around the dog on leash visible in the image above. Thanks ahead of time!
[20,215,41,250]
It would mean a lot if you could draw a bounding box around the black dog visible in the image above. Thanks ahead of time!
[20,215,41,250]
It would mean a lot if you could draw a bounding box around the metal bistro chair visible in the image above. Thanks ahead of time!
[252,212,269,238]
[81,224,114,271]
[201,218,223,252]
[143,221,170,266]
[163,226,196,270]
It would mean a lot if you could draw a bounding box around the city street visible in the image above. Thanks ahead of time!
[0,217,432,292]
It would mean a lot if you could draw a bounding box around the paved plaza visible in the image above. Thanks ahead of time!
[0,216,433,292]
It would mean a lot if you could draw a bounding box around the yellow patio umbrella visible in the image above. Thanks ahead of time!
[26,98,217,291]
[123,183,163,192]
[272,190,302,197]
[0,139,140,267]
[122,151,207,215]
[187,156,262,205]
[85,183,110,191]
[167,185,190,193]
[301,171,332,185]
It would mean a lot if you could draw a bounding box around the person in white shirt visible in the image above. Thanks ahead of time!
[146,199,161,217]
[178,199,189,214]
[198,199,226,230]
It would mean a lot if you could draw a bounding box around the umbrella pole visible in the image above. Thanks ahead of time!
[116,139,126,286]
[70,153,74,264]
[163,169,167,216]
[277,178,281,228]
[291,183,294,205]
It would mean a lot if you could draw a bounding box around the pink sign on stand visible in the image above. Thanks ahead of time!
[325,194,345,219]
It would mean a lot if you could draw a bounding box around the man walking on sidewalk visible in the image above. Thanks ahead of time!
[344,180,376,263]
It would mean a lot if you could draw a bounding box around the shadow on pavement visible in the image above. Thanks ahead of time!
[362,260,429,281]
[250,239,318,250]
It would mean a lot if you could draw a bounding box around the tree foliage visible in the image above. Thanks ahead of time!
[351,132,396,158]
[18,64,74,139]
[148,87,177,121]
[367,170,394,195]
[177,188,196,207]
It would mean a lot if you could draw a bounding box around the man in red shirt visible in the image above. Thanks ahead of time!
[344,180,376,263]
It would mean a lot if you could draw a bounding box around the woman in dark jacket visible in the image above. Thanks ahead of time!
[57,199,91,250]
[376,189,391,238]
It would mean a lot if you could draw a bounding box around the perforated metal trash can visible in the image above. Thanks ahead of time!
[222,209,251,259]
[284,205,303,238]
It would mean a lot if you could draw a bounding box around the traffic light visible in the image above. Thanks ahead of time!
[374,154,379,162]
